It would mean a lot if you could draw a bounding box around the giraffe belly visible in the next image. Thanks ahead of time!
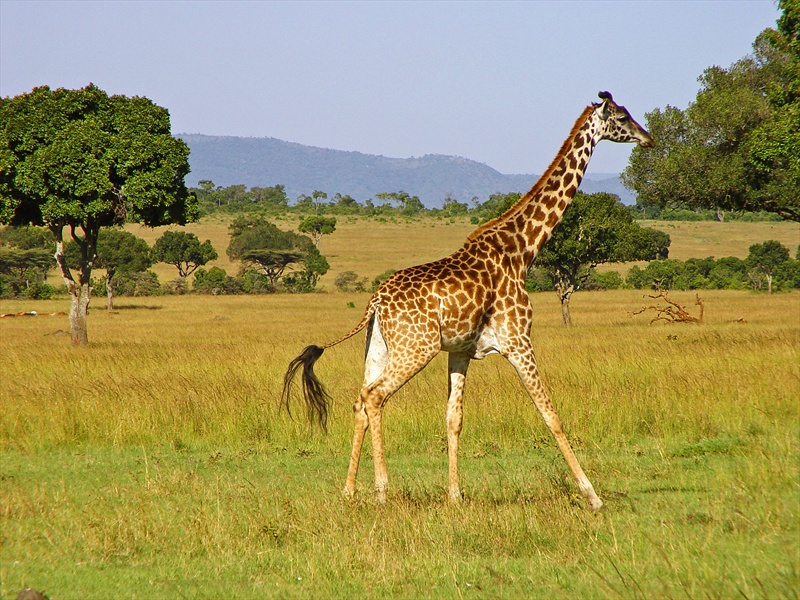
[440,323,500,360]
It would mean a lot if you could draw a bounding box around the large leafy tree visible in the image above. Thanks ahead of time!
[746,239,791,293]
[0,84,196,344]
[227,215,315,290]
[623,2,800,222]
[151,230,217,278]
[535,192,670,325]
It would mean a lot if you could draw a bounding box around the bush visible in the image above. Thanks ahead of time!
[371,270,397,292]
[193,267,242,295]
[162,277,188,295]
[585,269,624,290]
[525,267,555,292]
[238,270,272,294]
[22,281,55,300]
[115,271,161,297]
[334,271,368,292]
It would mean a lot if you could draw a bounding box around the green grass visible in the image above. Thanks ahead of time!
[1,288,798,598]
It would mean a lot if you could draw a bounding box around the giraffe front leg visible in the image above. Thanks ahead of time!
[343,390,369,499]
[506,346,603,511]
[446,353,470,502]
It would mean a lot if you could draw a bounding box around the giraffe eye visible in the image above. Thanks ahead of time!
[618,115,629,123]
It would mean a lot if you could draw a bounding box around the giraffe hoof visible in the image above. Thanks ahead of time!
[589,497,604,511]
[342,487,356,500]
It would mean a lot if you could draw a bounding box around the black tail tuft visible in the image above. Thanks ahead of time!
[282,344,331,432]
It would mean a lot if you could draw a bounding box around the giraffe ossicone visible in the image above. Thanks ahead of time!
[282,92,654,510]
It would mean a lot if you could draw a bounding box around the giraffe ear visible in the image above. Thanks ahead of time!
[598,92,612,121]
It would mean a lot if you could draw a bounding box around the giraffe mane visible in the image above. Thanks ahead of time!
[467,104,595,241]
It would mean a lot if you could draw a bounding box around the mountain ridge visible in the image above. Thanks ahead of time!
[178,134,635,207]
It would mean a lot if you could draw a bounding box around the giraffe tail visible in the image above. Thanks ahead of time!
[281,294,380,432]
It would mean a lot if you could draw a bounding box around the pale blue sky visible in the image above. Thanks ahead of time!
[0,1,781,175]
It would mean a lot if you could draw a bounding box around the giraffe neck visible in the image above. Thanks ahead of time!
[468,105,601,270]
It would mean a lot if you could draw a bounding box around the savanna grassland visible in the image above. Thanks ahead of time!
[1,218,799,599]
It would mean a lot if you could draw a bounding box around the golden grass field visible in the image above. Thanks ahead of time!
[1,217,798,598]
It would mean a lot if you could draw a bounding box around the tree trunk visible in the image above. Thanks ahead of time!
[766,273,773,294]
[560,296,572,326]
[52,225,95,346]
[555,281,574,326]
[106,268,115,310]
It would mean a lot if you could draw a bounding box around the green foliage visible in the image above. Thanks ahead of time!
[0,85,197,229]
[533,192,670,323]
[474,192,521,223]
[0,226,54,298]
[626,245,799,292]
[370,269,397,292]
[65,228,152,274]
[334,270,368,292]
[0,225,52,249]
[193,181,289,215]
[298,215,337,247]
[96,270,161,298]
[747,239,793,292]
[0,84,195,342]
[441,195,470,217]
[282,248,330,293]
[152,230,217,278]
[375,191,425,216]
[193,266,243,295]
[623,10,800,221]
[227,215,324,292]
[585,269,625,290]
[524,267,555,292]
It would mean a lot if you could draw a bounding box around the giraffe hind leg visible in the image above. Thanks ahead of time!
[446,352,470,502]
[344,314,388,499]
[359,350,439,501]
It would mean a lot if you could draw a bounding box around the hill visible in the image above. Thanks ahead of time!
[178,134,634,207]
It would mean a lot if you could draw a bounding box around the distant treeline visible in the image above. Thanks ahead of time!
[192,182,786,223]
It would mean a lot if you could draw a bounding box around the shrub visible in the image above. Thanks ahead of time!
[525,267,555,292]
[115,271,161,297]
[586,269,624,290]
[22,281,55,300]
[193,267,242,295]
[238,269,272,294]
[371,269,397,292]
[334,271,368,292]
[162,277,188,295]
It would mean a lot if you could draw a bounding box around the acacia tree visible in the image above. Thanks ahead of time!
[298,215,336,247]
[151,230,217,278]
[0,85,196,344]
[535,192,670,325]
[623,3,800,221]
[376,191,426,215]
[227,215,315,290]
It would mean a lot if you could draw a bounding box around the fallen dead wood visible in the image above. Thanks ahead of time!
[0,311,67,318]
[631,288,704,325]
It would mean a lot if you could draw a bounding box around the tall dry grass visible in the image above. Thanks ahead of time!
[1,271,798,597]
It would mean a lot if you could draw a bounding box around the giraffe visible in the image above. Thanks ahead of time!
[282,92,654,511]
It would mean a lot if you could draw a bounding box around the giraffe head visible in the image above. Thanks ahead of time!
[593,91,654,148]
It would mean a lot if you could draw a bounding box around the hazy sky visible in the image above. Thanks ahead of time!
[0,1,782,175]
